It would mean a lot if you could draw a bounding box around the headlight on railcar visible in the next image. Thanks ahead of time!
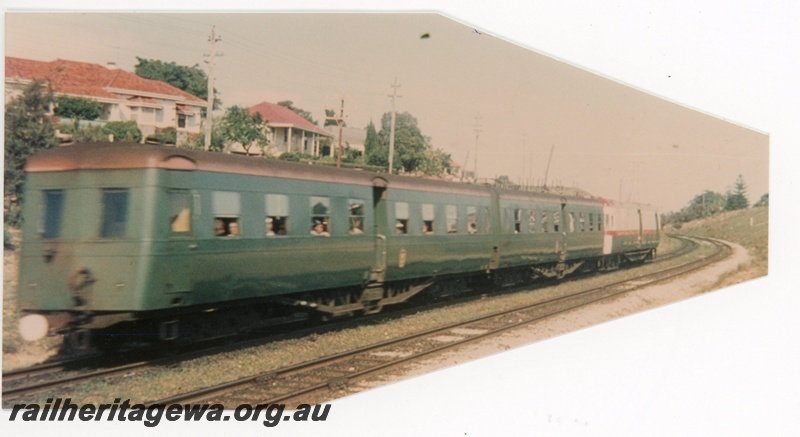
[19,314,49,341]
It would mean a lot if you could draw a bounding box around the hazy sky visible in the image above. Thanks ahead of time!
[3,8,772,212]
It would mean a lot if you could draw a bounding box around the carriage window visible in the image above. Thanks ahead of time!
[169,190,192,234]
[213,191,241,237]
[553,211,560,232]
[422,203,435,234]
[589,213,594,231]
[597,213,603,231]
[40,190,65,239]
[513,209,522,233]
[101,189,129,238]
[579,213,585,232]
[482,206,491,233]
[349,200,365,235]
[528,210,537,233]
[310,196,331,236]
[446,205,458,234]
[542,211,550,233]
[394,201,409,234]
[466,206,478,234]
[265,194,289,236]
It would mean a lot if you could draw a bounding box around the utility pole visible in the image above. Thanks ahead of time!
[388,78,402,174]
[325,99,346,168]
[543,144,554,188]
[473,114,482,180]
[204,26,222,151]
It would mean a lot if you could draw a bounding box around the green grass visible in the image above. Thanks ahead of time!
[666,206,768,282]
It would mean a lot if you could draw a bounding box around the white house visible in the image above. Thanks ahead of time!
[5,57,208,141]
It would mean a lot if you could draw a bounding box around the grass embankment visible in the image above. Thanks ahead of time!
[665,206,769,288]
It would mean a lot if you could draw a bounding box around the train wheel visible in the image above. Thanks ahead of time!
[62,330,92,355]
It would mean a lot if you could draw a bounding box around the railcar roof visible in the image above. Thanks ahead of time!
[25,143,495,197]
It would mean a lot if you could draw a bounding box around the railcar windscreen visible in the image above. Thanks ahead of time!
[101,189,129,238]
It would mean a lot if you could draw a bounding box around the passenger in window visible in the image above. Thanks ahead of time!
[215,219,226,236]
[468,222,478,234]
[311,221,330,237]
[228,221,240,237]
[350,218,365,235]
[266,217,275,236]
[423,221,434,235]
[395,221,406,234]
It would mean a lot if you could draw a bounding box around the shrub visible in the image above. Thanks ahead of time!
[102,121,142,143]
[145,127,177,145]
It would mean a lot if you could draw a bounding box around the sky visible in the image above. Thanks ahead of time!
[3,1,798,436]
[3,7,772,213]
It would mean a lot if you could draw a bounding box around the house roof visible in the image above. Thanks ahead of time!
[248,101,333,137]
[5,57,207,105]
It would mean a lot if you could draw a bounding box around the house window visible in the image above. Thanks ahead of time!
[265,194,289,236]
[178,114,187,128]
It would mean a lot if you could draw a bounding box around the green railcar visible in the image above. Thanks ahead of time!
[17,143,656,348]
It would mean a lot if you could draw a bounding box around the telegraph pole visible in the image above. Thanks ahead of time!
[388,78,402,174]
[204,26,222,151]
[325,99,346,168]
[473,114,482,180]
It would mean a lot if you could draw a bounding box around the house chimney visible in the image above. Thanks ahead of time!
[106,61,118,70]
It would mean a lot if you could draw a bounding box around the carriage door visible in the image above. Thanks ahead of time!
[559,198,568,261]
[165,188,197,295]
[370,177,389,282]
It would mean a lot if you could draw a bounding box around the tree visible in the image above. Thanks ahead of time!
[367,112,431,173]
[278,101,316,125]
[323,108,345,127]
[219,106,270,156]
[725,174,749,211]
[134,57,221,108]
[753,193,769,208]
[4,81,58,224]
[54,95,104,129]
[688,190,726,219]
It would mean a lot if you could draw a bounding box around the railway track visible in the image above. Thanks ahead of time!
[1,235,704,403]
[149,236,729,406]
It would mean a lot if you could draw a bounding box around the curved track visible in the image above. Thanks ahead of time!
[2,235,706,403]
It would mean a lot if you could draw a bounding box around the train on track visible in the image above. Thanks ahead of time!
[17,143,659,350]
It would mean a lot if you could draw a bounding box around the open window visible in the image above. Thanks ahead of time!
[466,206,478,234]
[395,202,409,234]
[310,196,331,236]
[422,203,435,235]
[349,200,366,235]
[169,190,192,235]
[265,194,289,236]
[213,191,241,237]
[446,205,458,234]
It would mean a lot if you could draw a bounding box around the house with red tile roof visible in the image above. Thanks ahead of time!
[247,101,333,157]
[5,56,208,140]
